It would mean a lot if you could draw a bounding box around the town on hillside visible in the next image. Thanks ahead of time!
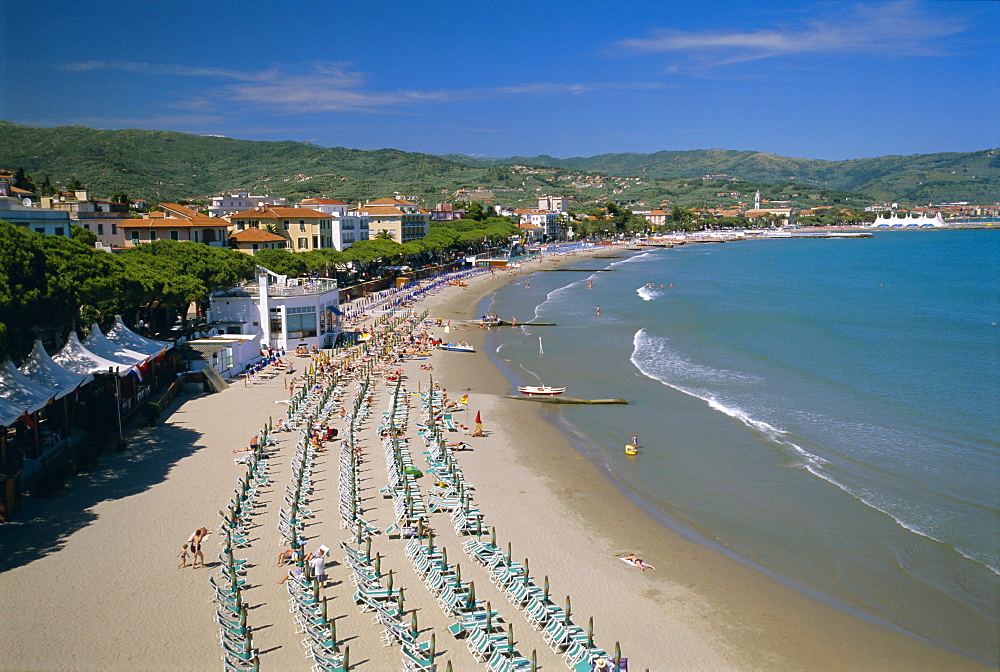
[2,167,998,253]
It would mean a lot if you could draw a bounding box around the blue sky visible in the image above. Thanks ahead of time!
[2,0,997,161]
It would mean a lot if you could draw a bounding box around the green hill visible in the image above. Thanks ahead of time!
[0,121,484,204]
[442,148,1000,203]
[1,121,996,205]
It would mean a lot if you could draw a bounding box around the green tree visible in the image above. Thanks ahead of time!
[66,176,83,191]
[110,191,130,205]
[13,168,35,193]
[71,224,98,246]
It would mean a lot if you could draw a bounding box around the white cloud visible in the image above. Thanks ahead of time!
[59,59,660,114]
[614,1,966,65]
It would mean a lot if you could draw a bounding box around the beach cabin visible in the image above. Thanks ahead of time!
[207,270,342,354]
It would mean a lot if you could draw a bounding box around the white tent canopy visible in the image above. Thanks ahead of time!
[83,323,149,368]
[19,340,93,400]
[52,331,132,378]
[106,315,170,358]
[0,360,55,427]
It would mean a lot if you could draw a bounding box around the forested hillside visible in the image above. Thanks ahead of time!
[1,121,996,204]
[443,148,1000,203]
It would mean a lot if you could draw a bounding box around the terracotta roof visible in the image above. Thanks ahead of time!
[230,228,286,242]
[362,206,406,216]
[300,198,348,205]
[159,203,198,218]
[367,197,416,206]
[121,219,228,229]
[518,223,544,230]
[229,207,327,219]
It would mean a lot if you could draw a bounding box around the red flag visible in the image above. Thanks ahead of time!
[474,410,481,425]
[18,412,36,430]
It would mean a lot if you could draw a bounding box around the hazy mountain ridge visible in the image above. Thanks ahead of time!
[1,121,996,204]
[442,148,1000,202]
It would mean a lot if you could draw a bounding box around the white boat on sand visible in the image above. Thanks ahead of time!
[518,385,566,396]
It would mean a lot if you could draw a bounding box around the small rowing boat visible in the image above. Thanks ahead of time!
[518,385,566,396]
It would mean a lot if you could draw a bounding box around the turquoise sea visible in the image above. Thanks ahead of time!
[483,230,999,662]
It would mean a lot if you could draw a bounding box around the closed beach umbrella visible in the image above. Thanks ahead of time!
[465,581,476,610]
[523,558,530,586]
[507,622,514,649]
[564,595,572,624]
[531,650,538,672]
[544,575,550,600]
[490,527,497,548]
[486,601,493,632]
[329,617,337,646]
[387,569,394,592]
[411,611,418,638]
[588,616,594,648]
[614,641,621,667]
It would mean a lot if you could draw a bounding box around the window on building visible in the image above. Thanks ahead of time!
[97,223,104,235]
[252,243,259,252]
[35,227,45,234]
[269,308,282,336]
[149,230,157,241]
[299,220,306,231]
[312,235,319,248]
[171,230,179,240]
[236,221,245,231]
[286,306,317,338]
[283,220,290,230]
[297,237,308,249]
[131,230,139,243]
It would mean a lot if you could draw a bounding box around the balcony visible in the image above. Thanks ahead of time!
[213,278,338,298]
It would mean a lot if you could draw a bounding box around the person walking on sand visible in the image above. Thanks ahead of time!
[177,543,189,568]
[189,527,211,569]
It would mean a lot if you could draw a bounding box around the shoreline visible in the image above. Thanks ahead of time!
[0,246,988,670]
[422,248,990,669]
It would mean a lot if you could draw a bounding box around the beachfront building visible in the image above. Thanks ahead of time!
[744,208,794,226]
[517,222,545,244]
[297,198,370,251]
[208,192,286,218]
[357,197,430,243]
[40,189,131,247]
[229,227,288,254]
[228,207,334,252]
[515,209,561,239]
[207,271,341,352]
[120,203,230,247]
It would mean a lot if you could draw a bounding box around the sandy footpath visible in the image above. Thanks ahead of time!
[0,247,987,671]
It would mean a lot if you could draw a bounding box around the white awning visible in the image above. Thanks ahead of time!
[19,340,93,400]
[52,332,132,378]
[106,315,171,357]
[0,360,54,427]
[83,323,149,368]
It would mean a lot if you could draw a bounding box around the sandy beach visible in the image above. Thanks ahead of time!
[0,247,988,671]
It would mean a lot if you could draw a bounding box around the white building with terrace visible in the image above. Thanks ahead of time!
[206,270,342,351]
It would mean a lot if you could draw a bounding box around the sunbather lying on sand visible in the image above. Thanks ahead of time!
[622,554,655,571]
